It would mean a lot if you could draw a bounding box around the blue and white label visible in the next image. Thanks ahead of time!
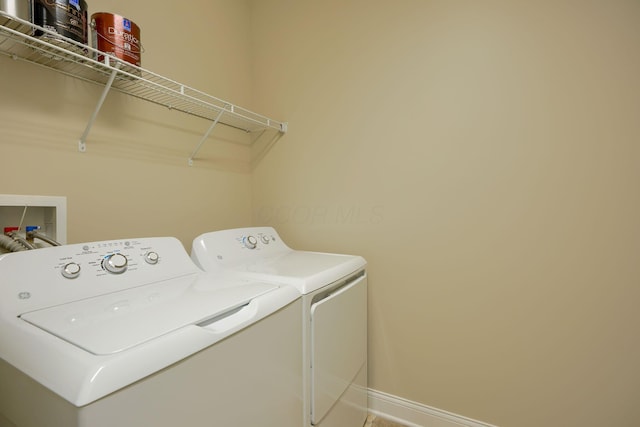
[123,18,131,31]
[69,0,80,10]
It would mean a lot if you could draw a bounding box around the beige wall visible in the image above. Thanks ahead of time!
[0,0,254,247]
[250,1,640,426]
[2,1,640,426]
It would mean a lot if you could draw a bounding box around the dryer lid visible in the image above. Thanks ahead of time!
[19,276,278,355]
[230,251,366,294]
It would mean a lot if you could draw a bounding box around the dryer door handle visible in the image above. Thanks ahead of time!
[311,270,366,305]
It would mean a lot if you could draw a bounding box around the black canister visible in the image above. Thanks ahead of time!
[33,0,88,46]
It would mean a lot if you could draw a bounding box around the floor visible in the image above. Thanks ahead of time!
[364,414,408,427]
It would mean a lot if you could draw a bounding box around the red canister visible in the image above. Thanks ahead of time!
[91,12,141,67]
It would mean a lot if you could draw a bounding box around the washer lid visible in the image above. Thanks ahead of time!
[19,276,278,355]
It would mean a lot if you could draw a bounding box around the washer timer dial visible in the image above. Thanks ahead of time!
[102,253,128,274]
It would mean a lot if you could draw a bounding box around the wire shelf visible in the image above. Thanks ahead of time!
[0,11,286,159]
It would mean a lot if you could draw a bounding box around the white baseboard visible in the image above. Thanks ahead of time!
[367,389,498,427]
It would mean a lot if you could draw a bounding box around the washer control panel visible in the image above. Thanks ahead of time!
[0,237,199,316]
[55,239,162,279]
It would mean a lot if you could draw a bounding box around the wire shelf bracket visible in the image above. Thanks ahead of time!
[188,107,226,166]
[78,61,119,152]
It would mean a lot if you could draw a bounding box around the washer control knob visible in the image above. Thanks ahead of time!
[243,235,258,249]
[260,235,270,244]
[102,253,128,274]
[61,262,81,279]
[144,251,159,265]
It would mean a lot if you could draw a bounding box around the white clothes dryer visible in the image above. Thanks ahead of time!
[191,227,368,427]
[0,237,302,427]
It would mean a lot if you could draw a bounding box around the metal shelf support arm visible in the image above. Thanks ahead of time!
[188,107,226,166]
[78,64,120,152]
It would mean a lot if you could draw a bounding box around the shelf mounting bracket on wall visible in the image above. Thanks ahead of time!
[188,107,227,166]
[78,61,120,152]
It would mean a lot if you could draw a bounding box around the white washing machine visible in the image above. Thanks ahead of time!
[0,237,302,427]
[191,227,368,427]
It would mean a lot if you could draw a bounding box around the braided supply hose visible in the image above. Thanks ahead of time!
[0,235,30,252]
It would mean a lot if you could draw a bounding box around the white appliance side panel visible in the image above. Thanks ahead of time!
[310,275,367,425]
[315,363,367,427]
[1,300,303,427]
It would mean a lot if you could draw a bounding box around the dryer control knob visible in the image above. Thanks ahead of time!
[102,253,128,274]
[260,235,270,244]
[144,251,159,265]
[243,235,258,249]
[61,262,81,279]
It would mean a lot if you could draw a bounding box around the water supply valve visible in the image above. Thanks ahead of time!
[4,227,19,236]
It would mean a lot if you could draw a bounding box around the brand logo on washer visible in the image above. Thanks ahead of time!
[18,292,31,300]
